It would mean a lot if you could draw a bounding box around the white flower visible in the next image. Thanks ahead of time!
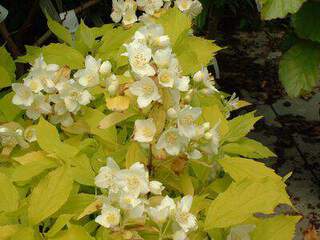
[128,202,145,219]
[99,60,112,75]
[135,24,170,48]
[227,224,256,240]
[26,94,52,120]
[12,83,34,107]
[119,193,141,209]
[148,196,175,224]
[95,204,121,228]
[173,230,188,240]
[111,0,125,23]
[122,5,138,26]
[0,123,29,149]
[134,118,157,143]
[116,162,149,197]
[24,78,44,93]
[156,128,189,156]
[149,180,164,195]
[153,48,173,68]
[176,0,193,12]
[175,195,197,233]
[129,77,161,108]
[158,68,176,88]
[177,106,202,138]
[193,67,209,83]
[95,157,120,191]
[137,0,164,15]
[24,126,37,143]
[74,55,101,87]
[187,0,202,18]
[208,122,220,155]
[125,41,155,77]
[50,112,74,127]
[175,76,190,92]
[187,149,202,160]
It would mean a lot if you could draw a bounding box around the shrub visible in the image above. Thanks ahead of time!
[0,2,299,239]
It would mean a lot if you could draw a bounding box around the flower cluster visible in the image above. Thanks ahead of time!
[111,0,202,26]
[120,23,221,158]
[12,55,113,127]
[95,157,198,239]
[0,122,36,155]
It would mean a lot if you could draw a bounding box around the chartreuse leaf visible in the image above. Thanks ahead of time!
[36,118,78,160]
[174,35,221,75]
[222,138,276,159]
[0,172,19,212]
[11,157,57,182]
[28,166,73,225]
[251,215,301,240]
[223,112,261,143]
[126,141,148,168]
[10,226,34,240]
[180,171,194,195]
[205,178,291,229]
[279,42,320,97]
[0,92,21,121]
[99,111,136,130]
[292,2,320,43]
[43,43,84,69]
[70,154,95,186]
[0,66,11,89]
[218,157,281,182]
[46,214,74,237]
[259,0,306,20]
[156,7,191,45]
[201,105,229,137]
[47,15,72,45]
[0,46,15,88]
[0,225,20,240]
[48,225,94,240]
[79,20,95,49]
[15,45,41,64]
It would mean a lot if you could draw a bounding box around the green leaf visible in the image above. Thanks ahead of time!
[0,66,11,89]
[0,225,20,240]
[0,46,15,82]
[0,172,19,212]
[0,92,22,121]
[251,215,301,240]
[292,2,320,43]
[70,154,95,186]
[99,111,136,130]
[260,0,306,20]
[174,35,221,75]
[47,16,72,45]
[279,41,320,97]
[28,167,73,225]
[79,20,95,49]
[36,118,79,160]
[125,141,147,168]
[156,7,191,45]
[205,178,291,229]
[48,225,95,240]
[11,157,57,183]
[16,45,41,64]
[43,43,84,69]
[10,227,35,240]
[222,138,276,159]
[223,112,261,143]
[201,105,229,137]
[46,214,74,237]
[218,157,281,182]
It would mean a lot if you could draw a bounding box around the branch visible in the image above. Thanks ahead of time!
[0,22,21,57]
[35,0,100,46]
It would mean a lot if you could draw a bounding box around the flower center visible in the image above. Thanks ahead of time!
[133,53,148,67]
[127,175,140,189]
[142,127,154,138]
[105,213,117,224]
[180,115,193,126]
[142,84,154,95]
[159,72,171,83]
[176,211,190,225]
[166,132,177,144]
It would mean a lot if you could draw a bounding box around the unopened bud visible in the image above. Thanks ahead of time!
[167,108,177,119]
[204,131,213,140]
[99,60,112,75]
[202,122,210,131]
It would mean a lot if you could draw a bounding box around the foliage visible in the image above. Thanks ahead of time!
[258,0,320,97]
[0,4,299,240]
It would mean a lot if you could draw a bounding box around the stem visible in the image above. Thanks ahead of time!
[147,144,153,176]
[0,22,21,57]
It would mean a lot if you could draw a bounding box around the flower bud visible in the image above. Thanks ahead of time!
[108,83,118,96]
[193,70,204,82]
[167,108,177,119]
[204,131,213,140]
[99,60,112,75]
[202,122,210,131]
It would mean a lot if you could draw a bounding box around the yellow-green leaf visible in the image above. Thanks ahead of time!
[70,154,95,186]
[0,225,20,240]
[126,141,148,168]
[222,138,276,159]
[0,172,19,212]
[205,178,291,229]
[251,215,301,240]
[48,225,94,240]
[0,92,21,121]
[43,43,84,69]
[0,66,11,89]
[46,214,74,237]
[15,45,41,64]
[28,167,73,225]
[47,16,72,45]
[99,111,136,129]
